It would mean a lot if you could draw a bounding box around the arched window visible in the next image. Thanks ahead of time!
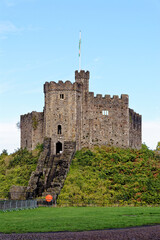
[58,125,62,134]
[26,140,28,147]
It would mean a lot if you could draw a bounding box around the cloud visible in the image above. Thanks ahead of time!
[142,119,160,150]
[0,122,20,154]
[0,21,22,34]
[0,21,40,41]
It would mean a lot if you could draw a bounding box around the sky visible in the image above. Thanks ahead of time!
[0,0,160,153]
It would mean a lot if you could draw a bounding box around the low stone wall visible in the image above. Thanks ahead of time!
[10,186,28,200]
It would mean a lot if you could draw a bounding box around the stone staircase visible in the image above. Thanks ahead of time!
[27,139,76,200]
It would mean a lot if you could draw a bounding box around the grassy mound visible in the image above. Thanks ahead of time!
[0,145,43,199]
[57,145,160,206]
[0,144,159,205]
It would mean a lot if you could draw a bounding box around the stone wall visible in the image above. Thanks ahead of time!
[83,93,130,148]
[20,111,44,151]
[129,109,142,149]
[20,70,142,152]
[75,70,90,150]
[32,111,44,150]
[43,80,82,154]
[21,113,33,150]
[10,185,28,200]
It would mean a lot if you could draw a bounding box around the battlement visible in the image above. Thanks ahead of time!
[129,108,142,127]
[129,108,142,148]
[44,80,82,93]
[88,92,129,105]
[75,70,90,80]
[129,109,141,119]
[20,111,44,151]
[21,111,43,120]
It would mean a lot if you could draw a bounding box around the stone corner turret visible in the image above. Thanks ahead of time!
[75,70,90,80]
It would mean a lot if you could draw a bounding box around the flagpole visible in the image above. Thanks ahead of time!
[79,31,81,71]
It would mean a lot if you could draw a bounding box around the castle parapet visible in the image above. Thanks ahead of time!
[92,93,129,106]
[89,92,94,97]
[96,94,102,98]
[44,80,82,93]
[104,95,111,99]
[112,95,119,99]
[129,108,142,130]
[20,111,44,151]
[75,70,90,80]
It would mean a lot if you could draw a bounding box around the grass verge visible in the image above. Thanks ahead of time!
[0,206,160,233]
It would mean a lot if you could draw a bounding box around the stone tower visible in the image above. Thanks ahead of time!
[43,78,81,154]
[20,70,142,153]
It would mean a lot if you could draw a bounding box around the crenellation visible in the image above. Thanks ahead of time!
[96,94,102,98]
[93,94,128,103]
[75,70,90,79]
[121,95,129,105]
[58,80,63,84]
[20,111,44,151]
[89,92,94,97]
[129,108,142,149]
[121,94,128,99]
[21,69,142,153]
[112,95,119,99]
[44,80,82,93]
[104,94,111,99]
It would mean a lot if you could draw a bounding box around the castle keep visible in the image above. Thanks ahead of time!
[13,70,142,199]
[21,70,142,154]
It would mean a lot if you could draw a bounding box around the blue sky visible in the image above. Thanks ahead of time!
[0,0,160,153]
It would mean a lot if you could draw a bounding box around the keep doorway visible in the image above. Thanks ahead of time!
[56,141,62,154]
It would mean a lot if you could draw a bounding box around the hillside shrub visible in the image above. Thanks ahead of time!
[58,145,160,206]
[0,146,42,199]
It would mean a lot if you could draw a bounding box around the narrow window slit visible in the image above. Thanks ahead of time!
[58,125,62,134]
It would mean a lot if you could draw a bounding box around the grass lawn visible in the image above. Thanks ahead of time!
[0,206,160,233]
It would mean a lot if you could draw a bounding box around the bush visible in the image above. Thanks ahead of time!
[58,145,160,206]
[0,146,42,199]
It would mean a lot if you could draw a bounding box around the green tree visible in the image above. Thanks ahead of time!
[156,142,160,151]
[1,149,8,156]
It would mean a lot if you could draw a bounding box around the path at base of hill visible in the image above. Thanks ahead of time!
[0,225,160,240]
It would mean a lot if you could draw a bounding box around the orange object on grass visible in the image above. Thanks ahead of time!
[45,194,53,202]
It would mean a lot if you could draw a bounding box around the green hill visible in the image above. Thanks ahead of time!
[57,145,160,206]
[0,144,160,205]
[0,145,42,199]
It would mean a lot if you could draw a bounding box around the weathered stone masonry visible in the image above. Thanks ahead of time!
[13,70,142,199]
[21,70,142,153]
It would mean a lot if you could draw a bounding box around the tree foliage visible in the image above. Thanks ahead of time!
[0,146,42,199]
[1,149,8,156]
[156,142,160,151]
